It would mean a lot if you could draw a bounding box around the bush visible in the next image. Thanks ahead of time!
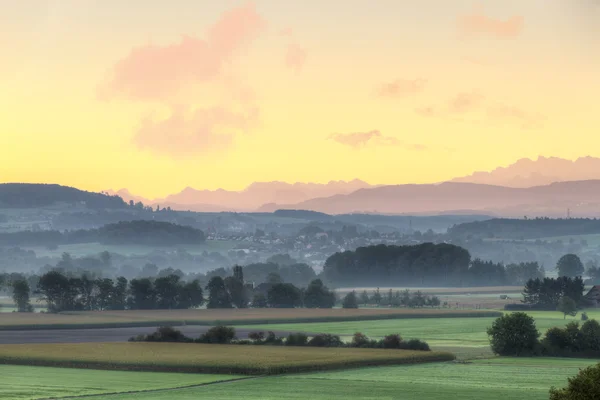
[582,312,589,321]
[196,326,236,344]
[264,331,284,345]
[128,326,191,343]
[580,319,600,352]
[351,332,371,348]
[307,334,344,347]
[400,339,430,351]
[487,312,540,356]
[286,332,308,346]
[248,331,265,342]
[549,363,600,400]
[381,334,403,349]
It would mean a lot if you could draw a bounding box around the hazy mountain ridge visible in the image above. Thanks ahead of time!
[450,156,600,187]
[107,179,375,211]
[264,180,600,217]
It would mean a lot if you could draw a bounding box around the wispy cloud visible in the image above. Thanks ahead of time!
[457,6,524,39]
[285,43,307,72]
[134,106,259,157]
[449,91,485,113]
[98,2,267,101]
[377,78,427,98]
[329,130,427,151]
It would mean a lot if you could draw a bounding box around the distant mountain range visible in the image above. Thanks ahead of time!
[105,156,600,215]
[106,179,375,212]
[262,180,600,217]
[450,156,600,187]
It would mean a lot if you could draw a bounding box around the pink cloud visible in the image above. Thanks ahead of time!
[487,103,544,130]
[99,3,266,101]
[329,130,427,150]
[449,91,485,113]
[458,7,524,39]
[285,43,307,72]
[134,106,259,157]
[377,78,427,98]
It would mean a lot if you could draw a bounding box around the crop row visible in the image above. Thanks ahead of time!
[0,342,455,375]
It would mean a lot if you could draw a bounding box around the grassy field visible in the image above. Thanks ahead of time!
[0,342,454,375]
[1,365,242,400]
[76,358,598,400]
[0,308,500,330]
[235,309,600,348]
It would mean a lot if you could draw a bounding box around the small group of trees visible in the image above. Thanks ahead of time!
[487,312,600,358]
[353,288,441,309]
[519,276,585,310]
[35,270,203,312]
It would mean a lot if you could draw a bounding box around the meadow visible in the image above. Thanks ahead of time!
[0,308,500,330]
[1,365,242,400]
[0,342,454,375]
[37,357,597,400]
[235,309,600,348]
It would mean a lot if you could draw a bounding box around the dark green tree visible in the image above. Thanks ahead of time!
[487,312,540,356]
[557,296,578,319]
[206,276,232,309]
[556,254,584,278]
[12,280,33,312]
[267,283,301,308]
[342,291,359,309]
[549,363,600,400]
[303,279,335,308]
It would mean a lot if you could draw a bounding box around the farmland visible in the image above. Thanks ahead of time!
[0,342,454,375]
[235,309,600,348]
[51,357,598,400]
[1,365,242,400]
[0,308,500,330]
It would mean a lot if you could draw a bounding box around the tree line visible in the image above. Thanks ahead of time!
[323,243,547,287]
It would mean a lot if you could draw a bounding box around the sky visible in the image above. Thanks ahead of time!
[1,0,599,199]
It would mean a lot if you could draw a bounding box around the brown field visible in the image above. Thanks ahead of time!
[0,342,455,375]
[0,308,501,330]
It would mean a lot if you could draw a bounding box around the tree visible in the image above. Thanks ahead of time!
[342,291,359,309]
[556,254,584,278]
[486,312,540,356]
[557,296,578,319]
[206,276,232,309]
[128,278,156,310]
[371,288,382,306]
[154,275,181,309]
[251,292,268,308]
[267,283,301,308]
[303,279,336,308]
[266,272,283,285]
[178,280,204,309]
[549,363,600,400]
[359,290,369,305]
[12,280,33,312]
[225,266,248,308]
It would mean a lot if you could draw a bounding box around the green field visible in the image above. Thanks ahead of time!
[57,358,598,400]
[1,365,241,400]
[235,309,600,348]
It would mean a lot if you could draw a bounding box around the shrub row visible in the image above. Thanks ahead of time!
[130,326,431,351]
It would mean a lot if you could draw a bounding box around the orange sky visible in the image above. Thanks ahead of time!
[1,0,599,198]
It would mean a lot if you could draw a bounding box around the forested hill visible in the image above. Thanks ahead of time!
[0,220,205,246]
[448,218,600,240]
[0,183,127,209]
